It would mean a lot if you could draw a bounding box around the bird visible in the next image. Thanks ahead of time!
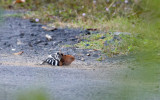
[42,52,75,66]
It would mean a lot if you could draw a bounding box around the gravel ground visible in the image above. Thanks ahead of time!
[0,10,121,67]
[0,65,127,100]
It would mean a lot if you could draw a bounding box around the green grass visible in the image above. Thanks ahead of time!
[0,8,4,21]
[17,89,49,100]
[0,0,141,27]
[3,13,23,17]
[75,31,135,57]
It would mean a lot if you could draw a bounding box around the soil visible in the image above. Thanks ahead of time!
[0,10,122,67]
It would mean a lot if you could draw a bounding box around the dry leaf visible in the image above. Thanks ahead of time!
[13,51,24,55]
[42,26,57,31]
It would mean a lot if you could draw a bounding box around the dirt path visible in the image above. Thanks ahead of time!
[0,11,128,100]
[0,10,160,100]
[0,10,126,99]
[0,65,129,100]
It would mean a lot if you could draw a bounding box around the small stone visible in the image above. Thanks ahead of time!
[11,48,16,51]
[86,53,90,56]
[81,58,85,61]
[45,34,52,41]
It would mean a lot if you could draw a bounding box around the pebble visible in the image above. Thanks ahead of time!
[81,58,85,61]
[11,48,16,51]
[86,53,90,56]
[45,34,52,41]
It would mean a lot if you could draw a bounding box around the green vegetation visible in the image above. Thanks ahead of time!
[76,32,134,57]
[3,13,23,17]
[0,0,141,28]
[0,0,160,100]
[0,8,4,23]
[17,89,49,100]
[0,0,147,57]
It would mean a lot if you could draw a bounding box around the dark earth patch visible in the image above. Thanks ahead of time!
[0,10,114,66]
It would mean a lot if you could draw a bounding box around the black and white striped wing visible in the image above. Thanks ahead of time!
[43,52,63,66]
[45,58,59,66]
